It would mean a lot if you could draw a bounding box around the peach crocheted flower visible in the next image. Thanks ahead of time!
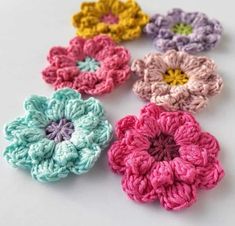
[108,103,224,210]
[72,0,149,42]
[42,35,131,95]
[132,50,223,113]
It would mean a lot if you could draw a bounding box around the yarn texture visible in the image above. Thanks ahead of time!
[132,50,223,113]
[72,0,149,42]
[144,8,223,53]
[4,89,112,182]
[42,35,131,95]
[108,103,224,210]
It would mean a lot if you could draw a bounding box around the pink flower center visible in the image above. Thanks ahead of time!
[101,13,119,24]
[148,133,179,161]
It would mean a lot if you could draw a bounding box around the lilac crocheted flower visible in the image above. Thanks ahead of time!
[144,8,223,53]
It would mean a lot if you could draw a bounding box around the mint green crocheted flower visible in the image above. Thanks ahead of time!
[4,88,112,182]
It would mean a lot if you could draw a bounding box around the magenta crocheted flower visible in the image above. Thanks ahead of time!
[42,35,131,95]
[144,8,223,53]
[108,103,224,210]
[132,50,223,113]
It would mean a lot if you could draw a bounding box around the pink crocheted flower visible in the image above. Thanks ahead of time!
[108,103,224,210]
[132,50,223,113]
[42,35,131,95]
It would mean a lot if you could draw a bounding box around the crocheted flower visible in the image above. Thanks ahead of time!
[108,103,224,210]
[144,8,223,53]
[42,35,131,95]
[72,0,149,42]
[4,89,112,182]
[132,50,223,113]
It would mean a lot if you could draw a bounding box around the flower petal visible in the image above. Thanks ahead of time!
[116,115,137,139]
[179,145,208,166]
[174,122,201,145]
[28,138,55,164]
[52,88,81,102]
[133,80,152,100]
[149,161,174,189]
[84,97,104,117]
[125,151,155,175]
[122,170,158,203]
[162,50,184,69]
[70,144,101,174]
[108,141,131,174]
[196,160,224,189]
[158,111,198,135]
[205,73,223,96]
[197,132,220,160]
[24,95,48,113]
[4,142,32,169]
[31,159,69,182]
[171,157,196,184]
[159,182,197,210]
[26,111,49,128]
[64,98,85,121]
[48,47,67,63]
[131,59,146,78]
[50,55,75,68]
[53,141,79,166]
[140,103,164,119]
[42,66,58,84]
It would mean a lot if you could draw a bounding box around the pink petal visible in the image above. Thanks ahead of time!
[197,132,220,160]
[48,47,67,63]
[50,55,76,68]
[108,141,131,175]
[171,157,196,184]
[140,103,164,119]
[149,161,174,189]
[122,170,158,203]
[67,45,85,61]
[133,80,153,100]
[205,73,223,96]
[159,182,197,210]
[73,72,98,92]
[174,122,201,145]
[83,35,115,58]
[42,66,58,84]
[131,59,146,78]
[116,115,137,139]
[196,160,224,189]
[69,36,86,47]
[125,151,155,175]
[56,67,79,83]
[158,111,198,135]
[162,50,184,69]
[179,145,208,166]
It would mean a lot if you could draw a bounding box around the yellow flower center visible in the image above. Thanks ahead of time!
[163,69,189,86]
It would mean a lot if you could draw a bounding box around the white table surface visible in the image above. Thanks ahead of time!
[0,0,234,225]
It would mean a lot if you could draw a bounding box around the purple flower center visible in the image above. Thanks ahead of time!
[148,133,179,161]
[101,13,119,24]
[45,118,75,142]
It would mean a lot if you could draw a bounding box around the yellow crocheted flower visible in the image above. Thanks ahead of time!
[72,0,149,42]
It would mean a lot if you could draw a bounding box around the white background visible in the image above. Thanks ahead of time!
[0,0,234,225]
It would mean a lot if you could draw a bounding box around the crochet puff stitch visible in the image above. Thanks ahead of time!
[108,103,224,210]
[42,35,131,95]
[4,89,112,182]
[144,8,223,53]
[132,50,223,113]
[72,0,149,42]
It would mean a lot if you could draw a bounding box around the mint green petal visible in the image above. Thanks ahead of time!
[26,110,49,128]
[70,128,94,149]
[64,99,85,121]
[28,138,55,164]
[24,95,48,113]
[52,88,81,102]
[4,143,32,169]
[84,98,104,118]
[5,117,28,141]
[31,159,69,182]
[73,113,100,132]
[93,120,113,148]
[53,141,78,166]
[70,144,101,175]
[46,99,65,121]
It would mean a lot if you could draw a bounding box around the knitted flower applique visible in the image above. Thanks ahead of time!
[4,89,112,182]
[108,103,224,211]
[72,0,149,42]
[144,8,223,53]
[132,50,223,113]
[42,35,131,95]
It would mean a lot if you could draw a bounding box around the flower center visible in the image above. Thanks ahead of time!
[45,118,74,142]
[101,12,119,24]
[171,23,193,35]
[163,69,189,86]
[77,57,100,72]
[148,133,179,161]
